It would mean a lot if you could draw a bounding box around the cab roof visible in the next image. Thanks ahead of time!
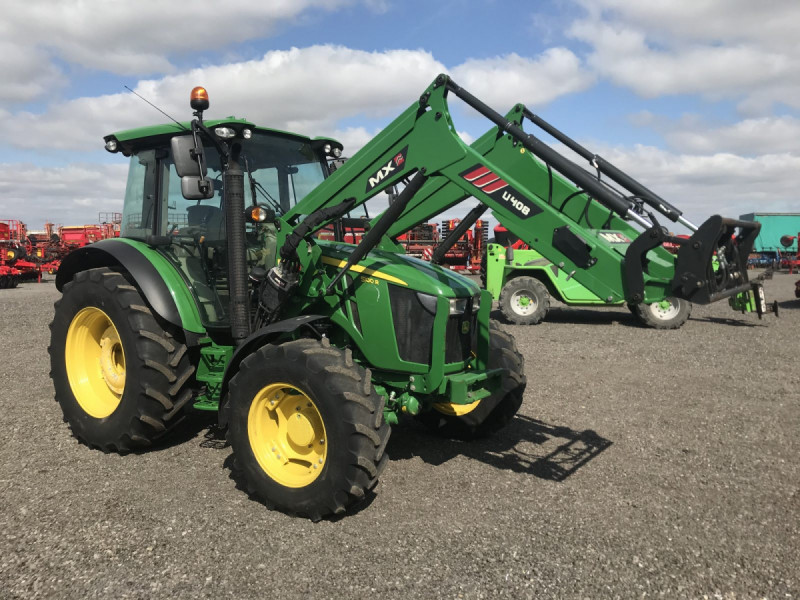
[105,118,339,157]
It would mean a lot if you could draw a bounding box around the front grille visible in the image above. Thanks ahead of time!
[389,285,434,364]
[445,311,476,363]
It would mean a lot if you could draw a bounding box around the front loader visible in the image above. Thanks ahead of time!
[376,87,771,329]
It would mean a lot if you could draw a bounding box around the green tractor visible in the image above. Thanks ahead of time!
[49,83,525,520]
[50,75,763,520]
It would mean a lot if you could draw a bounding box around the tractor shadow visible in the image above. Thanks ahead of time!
[124,412,218,454]
[387,414,612,482]
[777,298,800,310]
[689,316,762,327]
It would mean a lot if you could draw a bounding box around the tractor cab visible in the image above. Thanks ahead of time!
[105,107,341,328]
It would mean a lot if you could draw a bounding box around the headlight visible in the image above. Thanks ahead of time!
[242,128,252,139]
[472,293,481,312]
[449,298,468,315]
[333,146,342,158]
[323,143,332,154]
[104,139,118,153]
[214,127,236,139]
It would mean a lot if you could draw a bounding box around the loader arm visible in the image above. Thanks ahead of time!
[279,74,760,308]
[375,100,762,307]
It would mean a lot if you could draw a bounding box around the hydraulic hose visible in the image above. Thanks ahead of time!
[431,204,487,265]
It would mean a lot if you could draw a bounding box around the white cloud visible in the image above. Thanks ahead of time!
[2,45,593,153]
[553,140,800,228]
[568,0,800,113]
[0,163,127,228]
[451,49,594,110]
[0,0,366,83]
[0,41,66,104]
[633,114,800,156]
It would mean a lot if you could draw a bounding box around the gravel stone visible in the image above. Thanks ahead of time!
[0,271,797,598]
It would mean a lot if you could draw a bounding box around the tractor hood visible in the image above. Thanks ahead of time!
[317,240,479,298]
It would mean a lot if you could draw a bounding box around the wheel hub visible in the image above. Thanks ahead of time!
[248,383,327,488]
[649,298,680,320]
[98,325,125,395]
[65,307,126,419]
[511,289,537,315]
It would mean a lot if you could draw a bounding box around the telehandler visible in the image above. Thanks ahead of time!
[51,75,761,520]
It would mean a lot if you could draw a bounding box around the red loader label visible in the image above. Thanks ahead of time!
[460,164,542,220]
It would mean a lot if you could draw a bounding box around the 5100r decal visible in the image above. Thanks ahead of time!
[460,165,542,220]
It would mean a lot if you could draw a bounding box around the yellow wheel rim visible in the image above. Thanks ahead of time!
[433,400,482,416]
[248,383,328,488]
[65,307,126,419]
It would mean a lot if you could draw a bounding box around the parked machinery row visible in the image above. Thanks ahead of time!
[0,214,121,286]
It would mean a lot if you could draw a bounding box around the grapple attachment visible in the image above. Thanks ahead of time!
[672,215,760,304]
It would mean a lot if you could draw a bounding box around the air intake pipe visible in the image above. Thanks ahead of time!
[224,147,250,344]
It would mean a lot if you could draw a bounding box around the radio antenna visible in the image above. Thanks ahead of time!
[124,85,188,130]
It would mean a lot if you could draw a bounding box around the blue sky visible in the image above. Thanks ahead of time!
[1,0,798,233]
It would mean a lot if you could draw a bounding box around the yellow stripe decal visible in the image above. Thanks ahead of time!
[321,256,407,286]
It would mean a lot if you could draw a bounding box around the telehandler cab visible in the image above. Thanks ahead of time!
[50,75,761,520]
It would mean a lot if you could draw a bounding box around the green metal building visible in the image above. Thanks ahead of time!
[739,212,800,252]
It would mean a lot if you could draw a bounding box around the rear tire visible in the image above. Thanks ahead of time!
[49,267,195,452]
[418,321,526,440]
[633,297,692,330]
[499,276,549,325]
[227,338,390,520]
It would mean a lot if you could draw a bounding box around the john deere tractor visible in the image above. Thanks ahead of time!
[51,75,762,520]
[50,82,526,520]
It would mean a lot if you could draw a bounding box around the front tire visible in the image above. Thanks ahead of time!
[633,297,692,329]
[499,276,549,325]
[418,321,526,440]
[49,267,195,452]
[227,338,390,520]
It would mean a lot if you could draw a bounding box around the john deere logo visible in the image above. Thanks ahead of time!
[461,321,470,334]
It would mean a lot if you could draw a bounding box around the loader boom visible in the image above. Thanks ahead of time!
[338,79,764,309]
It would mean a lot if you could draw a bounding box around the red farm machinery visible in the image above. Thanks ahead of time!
[0,220,41,284]
[0,213,123,284]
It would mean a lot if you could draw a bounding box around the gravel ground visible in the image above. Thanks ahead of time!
[1,271,797,599]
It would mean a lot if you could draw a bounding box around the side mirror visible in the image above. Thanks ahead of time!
[171,135,205,178]
[181,176,214,200]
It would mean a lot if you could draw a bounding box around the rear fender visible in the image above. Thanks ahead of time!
[55,239,205,334]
